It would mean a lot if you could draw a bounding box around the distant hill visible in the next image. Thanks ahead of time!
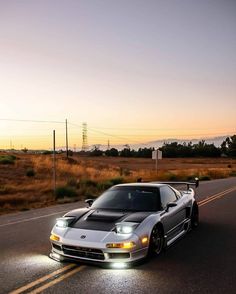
[96,136,229,151]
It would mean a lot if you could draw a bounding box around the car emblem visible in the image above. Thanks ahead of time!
[80,235,86,239]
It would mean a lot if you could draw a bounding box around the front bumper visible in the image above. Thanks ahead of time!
[50,239,148,264]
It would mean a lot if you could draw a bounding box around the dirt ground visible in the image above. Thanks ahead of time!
[0,152,235,215]
[82,156,236,171]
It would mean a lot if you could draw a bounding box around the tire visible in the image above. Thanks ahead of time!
[148,224,164,256]
[191,203,199,229]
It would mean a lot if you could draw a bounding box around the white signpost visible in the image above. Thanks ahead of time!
[152,149,162,173]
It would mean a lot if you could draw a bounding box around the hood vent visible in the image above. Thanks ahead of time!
[87,210,126,222]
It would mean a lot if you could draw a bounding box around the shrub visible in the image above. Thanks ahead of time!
[43,150,53,155]
[0,155,16,165]
[0,195,27,206]
[0,186,9,195]
[67,178,78,187]
[79,179,98,187]
[167,173,178,181]
[97,181,113,190]
[26,168,35,177]
[109,177,124,185]
[119,168,131,176]
[229,170,236,177]
[199,175,211,181]
[55,186,77,199]
[84,187,99,198]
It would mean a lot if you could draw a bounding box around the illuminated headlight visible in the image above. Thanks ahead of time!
[56,217,75,228]
[115,222,139,234]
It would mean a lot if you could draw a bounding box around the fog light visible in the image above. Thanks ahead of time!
[111,263,127,269]
[50,234,60,242]
[50,252,61,261]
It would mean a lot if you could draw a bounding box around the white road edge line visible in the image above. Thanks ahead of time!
[0,210,70,227]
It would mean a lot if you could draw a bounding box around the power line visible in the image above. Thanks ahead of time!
[0,118,64,124]
[68,122,82,128]
[68,122,144,144]
[89,125,236,131]
[88,127,142,144]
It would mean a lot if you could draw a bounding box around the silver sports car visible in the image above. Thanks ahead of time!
[50,179,199,268]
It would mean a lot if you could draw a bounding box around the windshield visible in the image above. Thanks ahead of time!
[91,186,161,211]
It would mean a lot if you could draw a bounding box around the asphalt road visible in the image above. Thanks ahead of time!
[1,177,236,294]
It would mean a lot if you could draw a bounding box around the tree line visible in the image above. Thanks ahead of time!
[85,135,236,158]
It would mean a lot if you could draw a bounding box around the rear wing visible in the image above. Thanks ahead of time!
[137,177,199,190]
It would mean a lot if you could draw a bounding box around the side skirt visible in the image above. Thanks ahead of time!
[165,219,191,247]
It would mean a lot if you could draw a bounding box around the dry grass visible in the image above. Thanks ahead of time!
[0,152,235,215]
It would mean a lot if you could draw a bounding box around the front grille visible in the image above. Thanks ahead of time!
[108,253,130,259]
[62,245,105,260]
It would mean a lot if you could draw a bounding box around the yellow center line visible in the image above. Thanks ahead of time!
[198,187,234,204]
[198,186,236,207]
[9,264,77,294]
[28,266,85,294]
[198,186,235,204]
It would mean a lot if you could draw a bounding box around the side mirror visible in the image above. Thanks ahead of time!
[165,202,177,212]
[85,199,94,207]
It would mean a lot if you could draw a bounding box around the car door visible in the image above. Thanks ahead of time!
[160,186,186,240]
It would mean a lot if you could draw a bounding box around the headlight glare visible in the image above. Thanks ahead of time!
[56,217,75,228]
[56,219,67,228]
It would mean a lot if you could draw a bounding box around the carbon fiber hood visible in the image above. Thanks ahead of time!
[69,209,153,231]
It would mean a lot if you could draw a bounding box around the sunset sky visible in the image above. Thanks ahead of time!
[0,0,235,150]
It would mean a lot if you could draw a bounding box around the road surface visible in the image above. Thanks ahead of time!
[1,177,236,294]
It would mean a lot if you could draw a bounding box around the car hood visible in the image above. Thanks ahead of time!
[69,209,153,232]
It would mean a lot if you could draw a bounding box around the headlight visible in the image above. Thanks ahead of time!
[56,217,75,228]
[115,222,139,234]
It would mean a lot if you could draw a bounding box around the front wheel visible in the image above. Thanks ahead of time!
[148,225,164,256]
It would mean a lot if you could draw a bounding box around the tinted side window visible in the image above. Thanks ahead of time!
[160,186,177,209]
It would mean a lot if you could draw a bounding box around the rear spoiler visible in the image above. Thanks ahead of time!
[137,177,199,189]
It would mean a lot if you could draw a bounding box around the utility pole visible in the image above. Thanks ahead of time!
[53,130,56,198]
[82,122,88,151]
[65,119,69,158]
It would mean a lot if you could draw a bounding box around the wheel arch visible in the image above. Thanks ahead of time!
[149,222,164,239]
